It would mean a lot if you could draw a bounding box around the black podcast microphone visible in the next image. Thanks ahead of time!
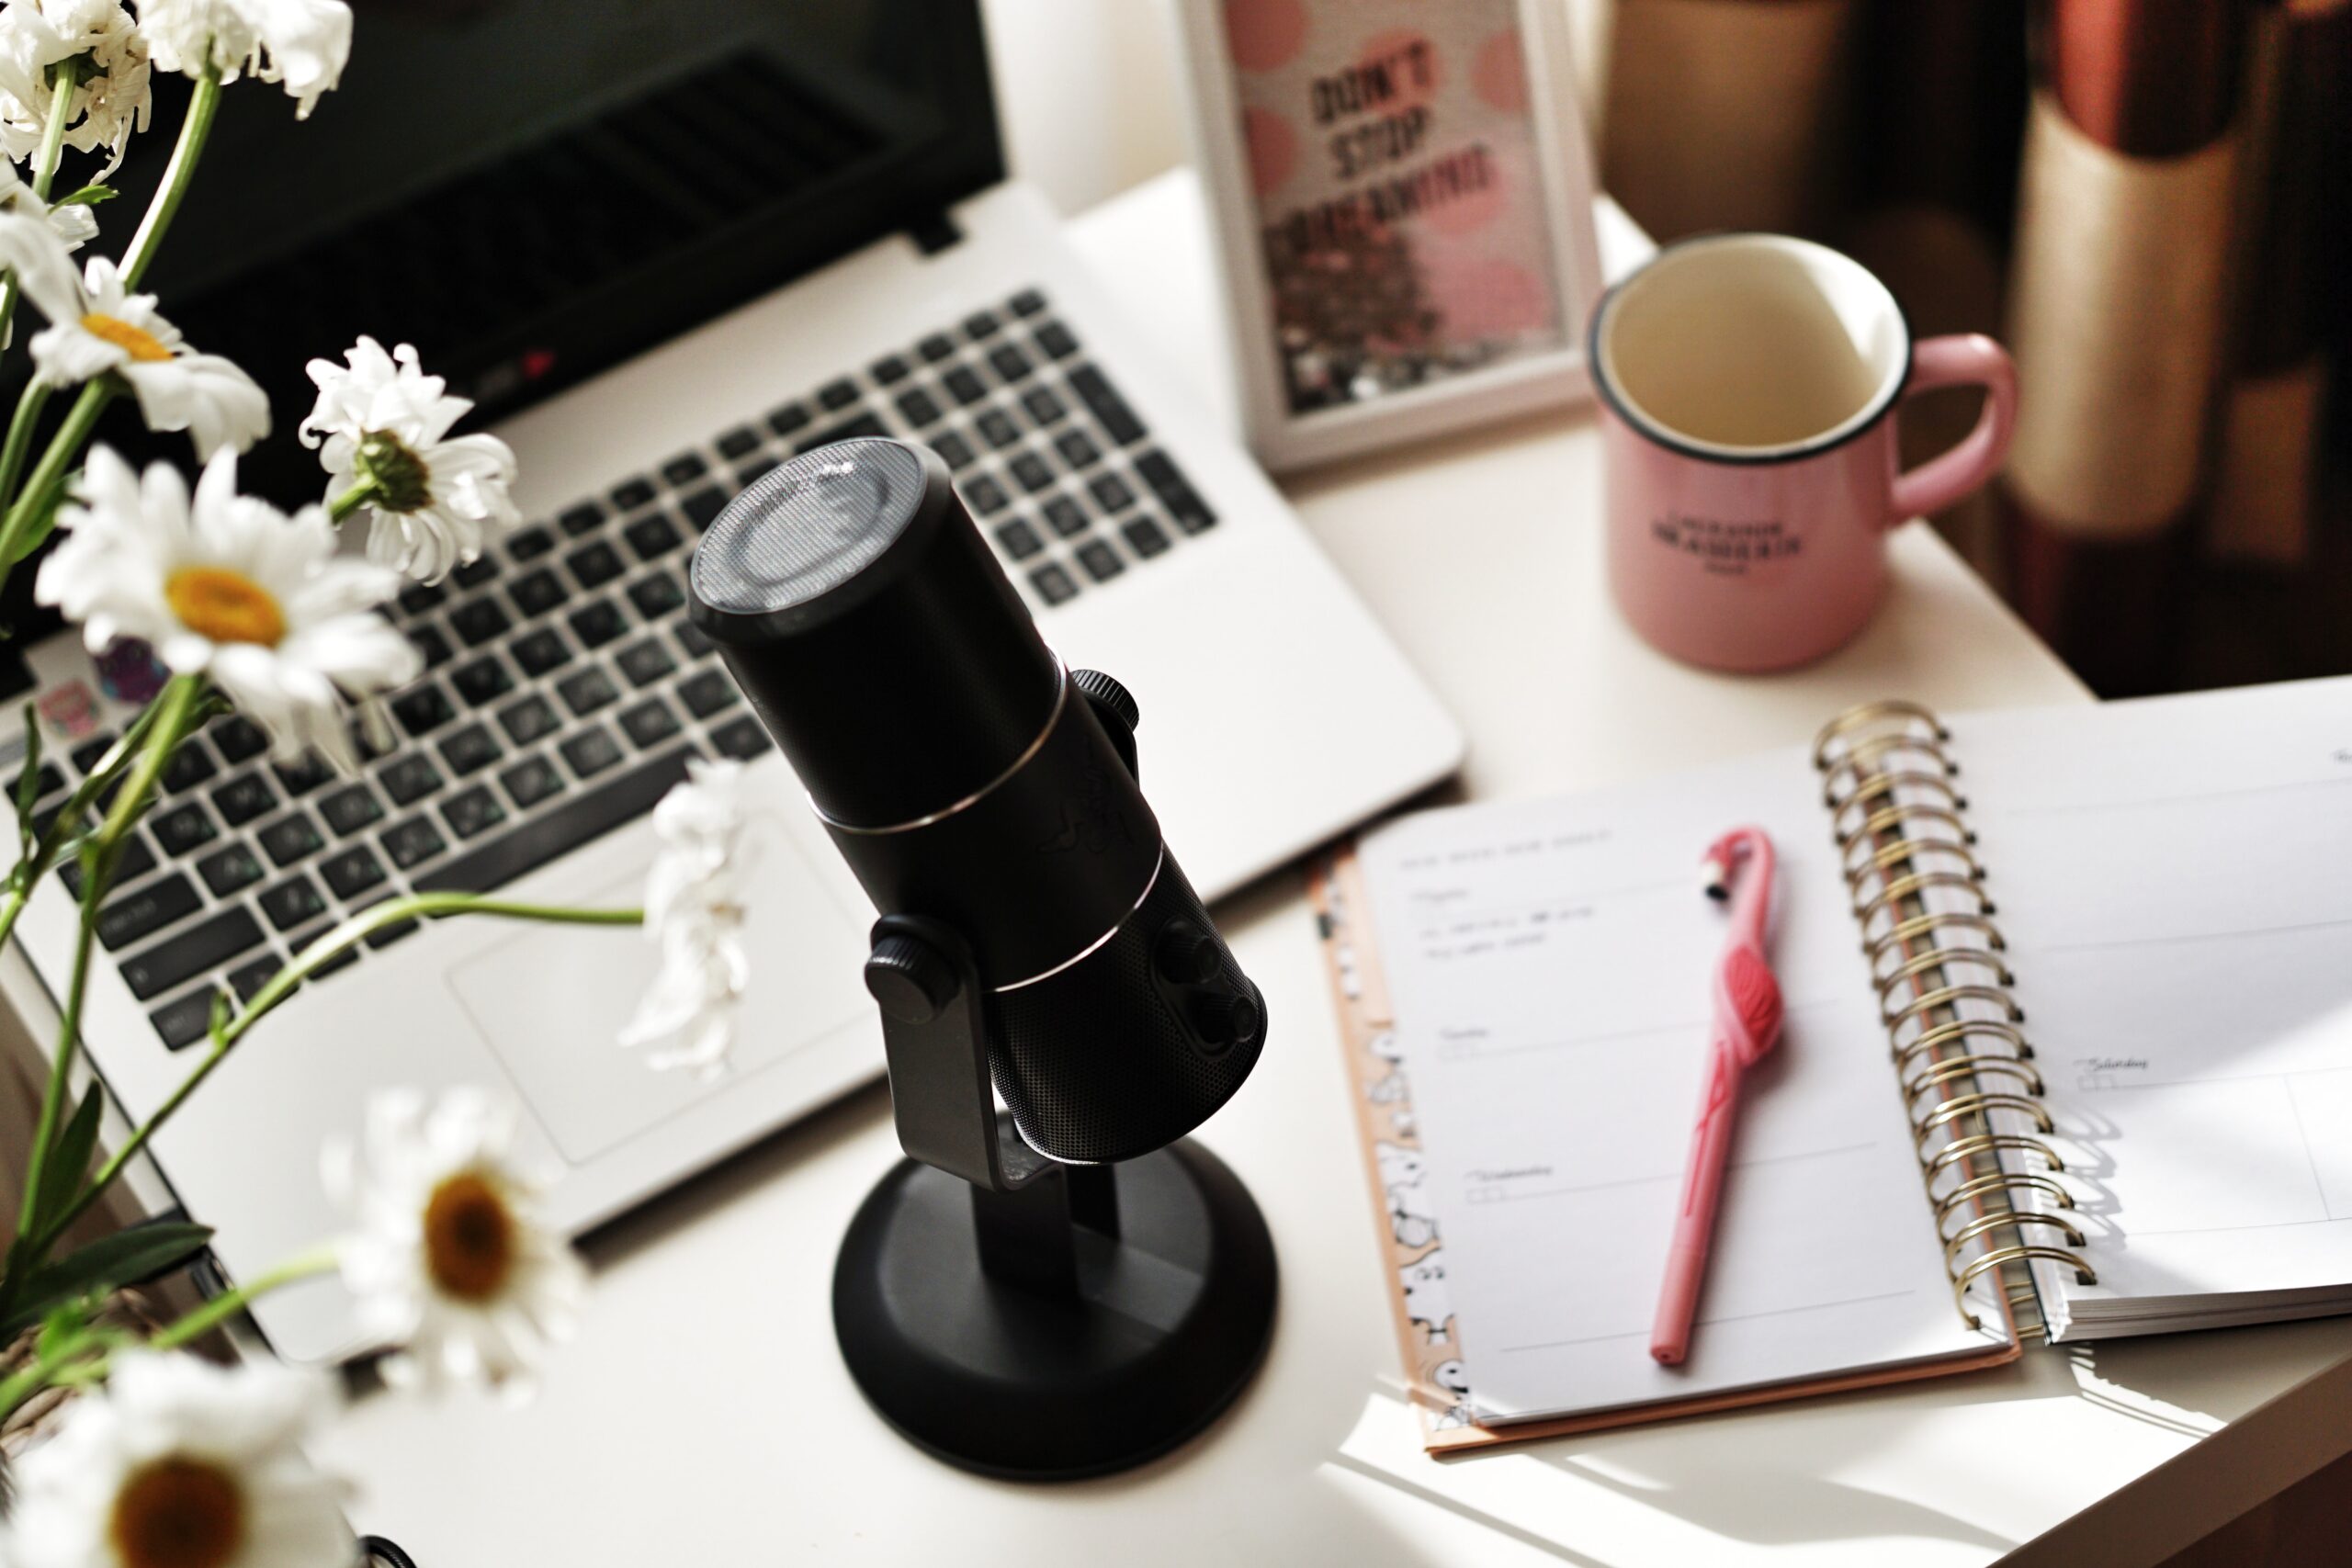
[686,437,1276,1480]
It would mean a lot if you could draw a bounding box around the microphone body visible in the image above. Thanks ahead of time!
[688,438,1263,1163]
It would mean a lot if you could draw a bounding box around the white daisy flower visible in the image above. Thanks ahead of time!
[5,1350,349,1568]
[0,158,98,247]
[322,1087,585,1394]
[300,336,521,585]
[36,446,419,768]
[136,0,349,118]
[0,0,153,172]
[619,758,752,1080]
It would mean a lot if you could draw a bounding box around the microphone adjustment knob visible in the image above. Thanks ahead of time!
[1191,988,1262,1052]
[1071,668,1139,735]
[1154,919,1223,986]
[865,933,960,1024]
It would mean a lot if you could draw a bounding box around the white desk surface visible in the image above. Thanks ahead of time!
[319,171,2352,1566]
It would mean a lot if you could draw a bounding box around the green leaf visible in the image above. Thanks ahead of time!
[0,1222,212,1338]
[50,183,119,208]
[30,1086,104,1236]
[35,1297,91,1359]
[3,479,67,566]
[13,705,40,849]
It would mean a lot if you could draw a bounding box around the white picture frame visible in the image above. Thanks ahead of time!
[1175,0,1604,472]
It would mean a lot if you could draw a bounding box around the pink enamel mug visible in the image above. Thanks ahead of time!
[1589,233,2018,671]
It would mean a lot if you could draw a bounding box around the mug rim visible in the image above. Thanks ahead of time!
[1587,231,1914,468]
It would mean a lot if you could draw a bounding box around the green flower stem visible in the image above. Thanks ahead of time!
[40,893,643,1251]
[120,62,220,291]
[327,478,379,525]
[14,677,206,1244]
[0,59,91,355]
[0,378,112,569]
[0,381,55,533]
[149,1244,339,1351]
[0,1329,100,1418]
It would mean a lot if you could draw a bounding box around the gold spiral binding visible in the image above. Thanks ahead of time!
[1819,698,2095,1337]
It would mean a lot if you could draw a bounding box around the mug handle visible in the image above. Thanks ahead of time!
[1888,334,2018,525]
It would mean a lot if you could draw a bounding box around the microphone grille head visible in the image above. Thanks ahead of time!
[691,437,930,618]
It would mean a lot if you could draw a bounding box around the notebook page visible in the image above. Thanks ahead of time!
[1356,749,2002,1423]
[1958,677,2352,1333]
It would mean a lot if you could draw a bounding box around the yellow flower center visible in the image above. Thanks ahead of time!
[164,567,286,648]
[79,312,175,363]
[108,1457,246,1568]
[424,1170,517,1302]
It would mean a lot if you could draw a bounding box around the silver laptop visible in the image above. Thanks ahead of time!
[0,3,1460,1362]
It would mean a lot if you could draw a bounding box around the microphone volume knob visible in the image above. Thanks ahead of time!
[1154,919,1223,986]
[1191,989,1262,1052]
[1071,668,1139,735]
[865,933,960,1024]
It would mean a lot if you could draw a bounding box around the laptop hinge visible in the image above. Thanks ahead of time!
[908,211,963,256]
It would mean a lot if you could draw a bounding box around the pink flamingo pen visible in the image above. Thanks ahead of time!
[1651,826,1785,1367]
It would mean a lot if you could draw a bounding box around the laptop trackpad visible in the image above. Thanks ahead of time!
[446,813,872,1165]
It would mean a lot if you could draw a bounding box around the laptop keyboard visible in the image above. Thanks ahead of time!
[8,288,1219,1050]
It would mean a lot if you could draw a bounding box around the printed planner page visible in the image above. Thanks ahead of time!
[1356,750,2001,1423]
[1959,676,2352,1336]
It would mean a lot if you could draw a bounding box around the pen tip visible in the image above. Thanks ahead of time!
[1702,857,1729,901]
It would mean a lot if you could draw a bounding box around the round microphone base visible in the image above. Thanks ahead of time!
[831,1137,1279,1481]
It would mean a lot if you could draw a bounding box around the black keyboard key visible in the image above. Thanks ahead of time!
[151,989,219,1050]
[258,813,324,867]
[510,627,571,677]
[498,694,560,746]
[152,802,218,856]
[681,488,728,529]
[227,953,279,1001]
[677,670,739,719]
[501,756,565,809]
[1030,563,1079,605]
[963,475,1010,515]
[930,431,977,470]
[988,344,1034,383]
[896,388,944,428]
[1054,430,1102,470]
[1010,453,1054,493]
[661,453,707,487]
[452,555,499,590]
[391,684,456,738]
[610,476,656,512]
[210,716,268,763]
[977,409,1020,449]
[963,310,1001,341]
[319,784,383,837]
[1034,320,1080,360]
[1122,515,1172,558]
[259,874,327,931]
[1043,496,1089,537]
[816,378,860,412]
[381,815,447,871]
[674,621,715,660]
[616,639,676,689]
[450,656,513,708]
[710,716,774,760]
[1069,363,1144,443]
[97,872,203,949]
[557,668,618,716]
[211,773,277,827]
[509,569,568,618]
[196,842,264,897]
[619,699,681,750]
[943,367,987,407]
[161,742,217,795]
[442,784,506,840]
[439,724,501,776]
[419,747,694,897]
[408,625,455,669]
[917,333,956,363]
[570,601,626,649]
[507,525,555,562]
[273,751,336,799]
[321,846,389,900]
[120,907,264,1000]
[558,502,605,537]
[871,354,911,386]
[717,425,762,460]
[379,754,444,807]
[994,520,1044,560]
[1089,472,1136,513]
[795,413,887,455]
[1022,386,1068,426]
[1136,449,1218,533]
[60,832,158,898]
[1009,288,1047,318]
[398,583,445,616]
[567,541,624,590]
[767,402,811,438]
[449,600,511,647]
[736,457,778,487]
[1076,539,1125,581]
[628,573,685,621]
[624,513,682,560]
[560,728,624,779]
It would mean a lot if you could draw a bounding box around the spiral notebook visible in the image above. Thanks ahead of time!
[1315,675,2352,1449]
